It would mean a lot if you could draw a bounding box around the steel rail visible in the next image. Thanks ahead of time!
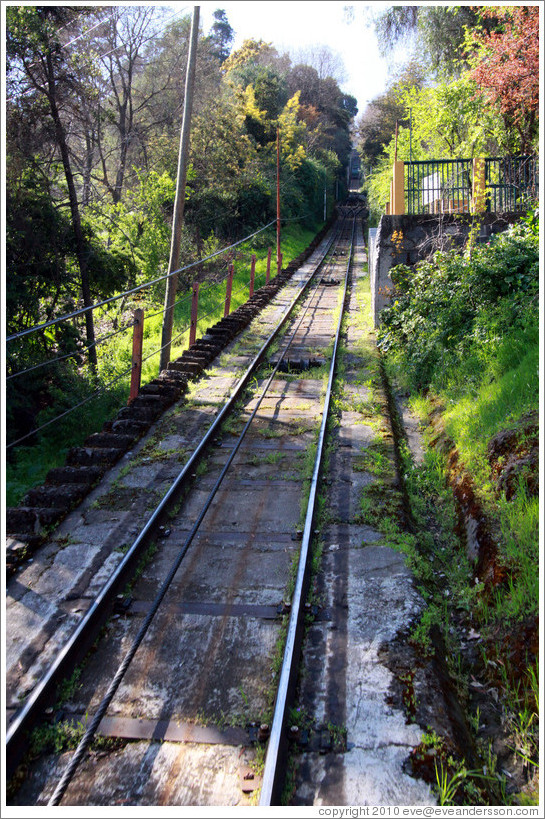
[6,222,340,779]
[46,218,352,806]
[259,216,356,805]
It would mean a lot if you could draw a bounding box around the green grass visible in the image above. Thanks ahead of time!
[379,223,539,803]
[7,223,320,508]
[441,342,538,492]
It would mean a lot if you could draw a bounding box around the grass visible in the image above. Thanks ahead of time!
[7,223,319,508]
[380,238,539,804]
[440,342,538,496]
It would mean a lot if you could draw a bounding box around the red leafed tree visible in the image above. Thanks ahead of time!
[467,6,539,154]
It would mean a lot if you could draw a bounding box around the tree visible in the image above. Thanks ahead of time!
[356,61,424,167]
[6,5,99,367]
[291,44,347,85]
[373,5,493,77]
[465,6,539,155]
[89,6,157,203]
[223,38,279,73]
[207,8,234,64]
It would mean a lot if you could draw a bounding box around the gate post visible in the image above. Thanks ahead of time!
[129,307,144,404]
[472,157,486,213]
[392,161,405,215]
[266,247,272,284]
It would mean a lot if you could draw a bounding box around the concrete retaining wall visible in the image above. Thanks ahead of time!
[369,212,523,327]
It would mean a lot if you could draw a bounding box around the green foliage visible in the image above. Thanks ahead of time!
[357,60,425,169]
[6,169,77,334]
[380,213,539,803]
[363,7,532,218]
[89,169,176,293]
[364,74,508,220]
[6,224,316,506]
[207,8,234,64]
[383,217,539,628]
[6,5,357,510]
[378,218,539,396]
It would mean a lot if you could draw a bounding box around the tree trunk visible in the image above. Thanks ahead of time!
[45,50,97,370]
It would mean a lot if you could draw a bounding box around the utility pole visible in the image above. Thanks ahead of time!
[160,5,200,371]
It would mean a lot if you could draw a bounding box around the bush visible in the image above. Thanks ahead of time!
[377,215,539,395]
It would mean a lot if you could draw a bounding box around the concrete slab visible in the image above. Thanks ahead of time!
[70,610,278,722]
[135,532,296,606]
[12,742,257,806]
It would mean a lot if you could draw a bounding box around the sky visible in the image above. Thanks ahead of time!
[193,1,395,116]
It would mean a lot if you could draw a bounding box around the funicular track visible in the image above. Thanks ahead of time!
[7,214,358,806]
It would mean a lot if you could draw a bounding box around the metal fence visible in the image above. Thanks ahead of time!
[484,156,538,213]
[405,156,537,215]
[406,159,472,215]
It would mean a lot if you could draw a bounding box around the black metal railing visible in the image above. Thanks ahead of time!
[406,159,472,215]
[484,156,538,213]
[404,156,537,215]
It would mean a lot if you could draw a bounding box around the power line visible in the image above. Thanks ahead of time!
[6,6,190,102]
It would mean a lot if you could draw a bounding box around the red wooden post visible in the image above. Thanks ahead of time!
[224,263,234,316]
[129,307,144,404]
[266,247,272,284]
[189,281,199,347]
[277,251,283,277]
[249,254,256,298]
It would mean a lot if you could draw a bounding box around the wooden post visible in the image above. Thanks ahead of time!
[392,161,405,215]
[472,157,486,213]
[249,254,256,298]
[266,247,271,284]
[189,281,199,347]
[323,172,327,221]
[224,263,234,317]
[129,307,144,404]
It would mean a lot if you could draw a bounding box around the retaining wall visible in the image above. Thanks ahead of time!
[369,212,523,328]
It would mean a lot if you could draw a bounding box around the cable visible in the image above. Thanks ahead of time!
[6,220,276,344]
[139,319,191,366]
[6,365,133,451]
[141,288,193,322]
[46,220,343,806]
[91,7,190,65]
[61,14,116,51]
[6,321,135,382]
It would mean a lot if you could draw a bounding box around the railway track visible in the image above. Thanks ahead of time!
[7,211,362,806]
